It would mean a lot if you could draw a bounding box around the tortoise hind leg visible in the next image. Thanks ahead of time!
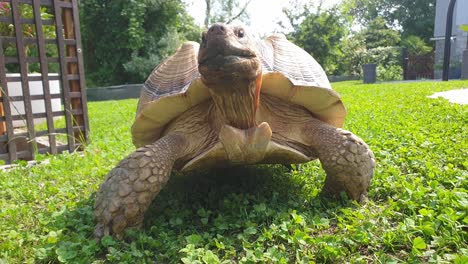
[303,118,375,201]
[93,134,187,239]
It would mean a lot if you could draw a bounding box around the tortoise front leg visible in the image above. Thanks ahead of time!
[93,134,187,239]
[303,119,375,201]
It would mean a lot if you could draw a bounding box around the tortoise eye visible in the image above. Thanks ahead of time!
[237,29,244,38]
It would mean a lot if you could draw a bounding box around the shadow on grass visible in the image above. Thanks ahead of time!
[41,164,353,262]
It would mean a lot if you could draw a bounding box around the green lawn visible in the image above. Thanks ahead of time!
[1,80,467,263]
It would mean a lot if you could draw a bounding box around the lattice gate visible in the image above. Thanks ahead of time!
[0,0,88,164]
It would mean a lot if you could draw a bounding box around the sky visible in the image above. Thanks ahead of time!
[183,0,342,36]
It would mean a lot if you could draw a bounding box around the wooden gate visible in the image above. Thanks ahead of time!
[0,0,88,164]
[403,51,435,80]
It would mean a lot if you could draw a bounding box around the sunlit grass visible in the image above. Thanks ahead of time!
[0,80,467,263]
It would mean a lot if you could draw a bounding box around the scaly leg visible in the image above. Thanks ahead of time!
[93,134,187,239]
[303,118,375,201]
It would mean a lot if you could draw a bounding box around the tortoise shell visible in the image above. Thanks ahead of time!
[132,34,346,148]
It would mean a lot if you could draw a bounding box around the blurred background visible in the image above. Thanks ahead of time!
[57,0,468,85]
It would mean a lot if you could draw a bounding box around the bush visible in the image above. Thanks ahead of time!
[123,29,187,82]
[79,0,201,87]
[339,16,403,78]
[363,46,402,67]
[340,35,366,77]
[362,47,403,81]
[287,7,348,76]
[401,35,433,56]
[377,65,403,81]
[341,42,403,79]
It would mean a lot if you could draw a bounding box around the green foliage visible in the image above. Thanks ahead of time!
[363,46,401,66]
[283,4,405,79]
[205,0,251,27]
[283,1,433,79]
[79,0,202,87]
[402,35,433,56]
[339,35,366,77]
[377,65,403,82]
[340,37,402,79]
[359,17,400,50]
[1,81,467,263]
[0,3,57,73]
[122,28,190,82]
[338,17,402,80]
[385,0,436,41]
[342,0,436,41]
[286,7,348,75]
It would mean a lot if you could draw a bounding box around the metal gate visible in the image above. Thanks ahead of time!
[0,0,88,164]
[403,51,435,80]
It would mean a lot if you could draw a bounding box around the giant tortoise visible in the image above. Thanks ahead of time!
[94,23,375,238]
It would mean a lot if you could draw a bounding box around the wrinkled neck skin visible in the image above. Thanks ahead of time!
[205,75,261,130]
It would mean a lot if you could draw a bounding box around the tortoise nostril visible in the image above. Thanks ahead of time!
[208,24,226,36]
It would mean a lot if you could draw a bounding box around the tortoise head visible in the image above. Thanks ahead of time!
[198,23,262,92]
[198,24,262,129]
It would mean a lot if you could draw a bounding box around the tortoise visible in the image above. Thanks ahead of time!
[94,23,375,238]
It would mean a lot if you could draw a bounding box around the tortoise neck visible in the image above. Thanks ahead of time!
[209,77,261,129]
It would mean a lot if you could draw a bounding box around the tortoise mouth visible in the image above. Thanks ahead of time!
[198,50,260,81]
[199,54,256,69]
[198,51,256,66]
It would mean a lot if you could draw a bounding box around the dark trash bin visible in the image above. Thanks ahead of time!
[363,63,377,84]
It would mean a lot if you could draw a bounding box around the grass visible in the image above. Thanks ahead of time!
[0,80,467,263]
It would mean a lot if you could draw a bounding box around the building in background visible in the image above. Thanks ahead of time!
[433,0,468,79]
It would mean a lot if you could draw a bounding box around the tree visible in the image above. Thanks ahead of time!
[339,34,366,77]
[359,17,400,49]
[383,0,436,41]
[401,36,433,56]
[283,3,348,75]
[79,0,201,87]
[203,0,251,28]
[340,16,402,80]
[342,0,436,42]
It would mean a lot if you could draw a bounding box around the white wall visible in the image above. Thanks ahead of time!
[434,0,468,76]
[455,0,468,26]
[6,73,62,128]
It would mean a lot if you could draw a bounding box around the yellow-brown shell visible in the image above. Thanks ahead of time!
[132,35,346,147]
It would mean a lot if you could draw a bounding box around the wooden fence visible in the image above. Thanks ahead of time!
[0,0,88,164]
